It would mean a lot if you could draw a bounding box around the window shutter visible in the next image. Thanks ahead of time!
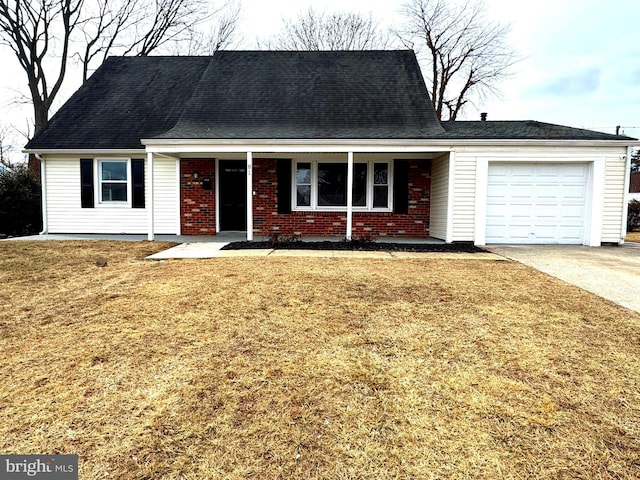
[131,159,145,208]
[80,159,94,208]
[276,159,291,214]
[393,160,409,214]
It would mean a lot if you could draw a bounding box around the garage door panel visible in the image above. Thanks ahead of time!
[486,162,588,244]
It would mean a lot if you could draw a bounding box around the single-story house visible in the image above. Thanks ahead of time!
[25,50,638,245]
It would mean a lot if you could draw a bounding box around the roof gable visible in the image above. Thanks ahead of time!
[158,50,444,140]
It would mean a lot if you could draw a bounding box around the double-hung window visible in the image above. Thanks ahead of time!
[99,160,129,203]
[294,160,391,211]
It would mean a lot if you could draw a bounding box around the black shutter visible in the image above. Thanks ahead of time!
[276,159,291,214]
[132,159,145,208]
[80,159,94,208]
[394,160,409,214]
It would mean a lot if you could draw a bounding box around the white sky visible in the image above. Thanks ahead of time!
[1,0,639,158]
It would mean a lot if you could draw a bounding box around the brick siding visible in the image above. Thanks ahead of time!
[180,159,216,235]
[180,158,431,238]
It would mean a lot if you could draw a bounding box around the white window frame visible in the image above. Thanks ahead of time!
[293,159,393,212]
[97,158,131,207]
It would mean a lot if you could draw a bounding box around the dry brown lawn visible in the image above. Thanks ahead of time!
[1,241,640,479]
[626,231,640,243]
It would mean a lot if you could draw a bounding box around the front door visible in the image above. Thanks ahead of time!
[219,160,247,231]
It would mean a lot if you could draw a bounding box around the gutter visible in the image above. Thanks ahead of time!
[141,137,640,149]
[35,154,48,235]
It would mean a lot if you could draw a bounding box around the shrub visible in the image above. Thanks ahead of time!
[0,165,42,236]
[628,200,640,232]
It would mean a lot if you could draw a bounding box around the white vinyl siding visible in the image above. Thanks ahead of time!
[151,156,179,234]
[602,155,627,243]
[44,156,178,234]
[451,154,476,241]
[452,146,629,246]
[429,156,449,240]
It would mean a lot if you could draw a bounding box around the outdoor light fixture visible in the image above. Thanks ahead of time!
[192,172,200,180]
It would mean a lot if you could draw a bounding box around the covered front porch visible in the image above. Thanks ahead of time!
[143,140,456,243]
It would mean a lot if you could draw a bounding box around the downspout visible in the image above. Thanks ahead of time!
[621,146,632,243]
[36,154,48,235]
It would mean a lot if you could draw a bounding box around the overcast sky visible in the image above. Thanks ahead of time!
[1,0,638,156]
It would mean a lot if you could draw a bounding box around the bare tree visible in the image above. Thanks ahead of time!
[78,0,226,82]
[396,0,516,120]
[0,0,84,134]
[177,0,241,56]
[0,0,240,135]
[631,148,640,174]
[0,123,14,165]
[264,7,389,51]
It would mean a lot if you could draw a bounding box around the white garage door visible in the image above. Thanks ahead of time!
[486,163,589,244]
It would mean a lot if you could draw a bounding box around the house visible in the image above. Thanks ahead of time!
[25,50,638,245]
[630,173,640,203]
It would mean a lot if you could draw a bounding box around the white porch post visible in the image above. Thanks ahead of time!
[589,158,605,247]
[147,152,154,241]
[346,151,354,240]
[246,151,253,241]
[473,157,488,246]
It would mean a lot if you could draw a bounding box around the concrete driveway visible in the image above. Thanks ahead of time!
[486,244,640,313]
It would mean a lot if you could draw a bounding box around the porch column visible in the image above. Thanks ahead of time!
[246,151,253,241]
[346,151,354,240]
[147,152,154,241]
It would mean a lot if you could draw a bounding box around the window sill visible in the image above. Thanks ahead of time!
[96,202,132,208]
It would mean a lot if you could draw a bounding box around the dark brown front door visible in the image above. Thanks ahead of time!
[219,160,247,231]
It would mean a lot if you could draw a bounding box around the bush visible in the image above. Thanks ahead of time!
[628,200,640,232]
[0,165,42,236]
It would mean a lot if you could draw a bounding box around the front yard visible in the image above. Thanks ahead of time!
[1,241,639,479]
[626,231,640,243]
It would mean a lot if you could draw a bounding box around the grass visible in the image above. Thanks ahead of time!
[1,241,640,479]
[626,231,640,243]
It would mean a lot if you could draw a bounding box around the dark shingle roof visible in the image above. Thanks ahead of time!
[158,50,444,139]
[441,120,635,141]
[26,51,636,149]
[26,56,211,149]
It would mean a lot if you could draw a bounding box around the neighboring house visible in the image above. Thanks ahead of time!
[25,50,638,245]
[630,173,640,202]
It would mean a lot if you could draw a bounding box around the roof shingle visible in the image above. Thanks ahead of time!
[26,51,636,150]
[158,50,444,140]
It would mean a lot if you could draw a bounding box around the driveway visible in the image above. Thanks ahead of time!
[486,244,640,313]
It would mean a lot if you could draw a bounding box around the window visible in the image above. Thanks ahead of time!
[81,158,144,209]
[373,163,389,208]
[99,160,128,203]
[294,160,391,210]
[296,162,311,207]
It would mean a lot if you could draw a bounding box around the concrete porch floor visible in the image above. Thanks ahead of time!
[7,232,445,245]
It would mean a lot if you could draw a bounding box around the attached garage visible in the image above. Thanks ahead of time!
[486,162,589,244]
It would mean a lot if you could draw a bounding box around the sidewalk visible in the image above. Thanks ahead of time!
[146,242,504,260]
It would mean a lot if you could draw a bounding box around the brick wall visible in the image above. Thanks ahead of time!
[179,158,431,238]
[180,159,216,235]
[252,158,431,238]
